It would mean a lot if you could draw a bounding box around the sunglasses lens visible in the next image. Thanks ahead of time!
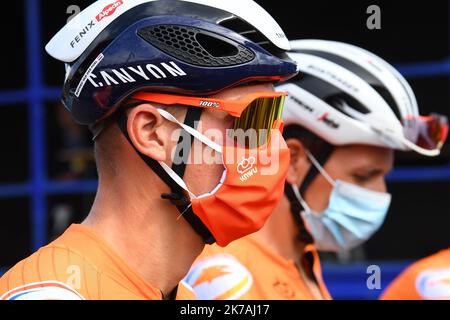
[403,113,449,150]
[231,96,285,148]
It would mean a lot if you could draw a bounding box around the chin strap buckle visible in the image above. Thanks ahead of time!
[161,192,190,207]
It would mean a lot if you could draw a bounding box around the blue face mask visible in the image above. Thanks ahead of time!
[292,151,392,252]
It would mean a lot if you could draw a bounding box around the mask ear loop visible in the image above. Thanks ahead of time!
[282,125,335,244]
[159,162,196,201]
[291,183,312,213]
[157,109,222,153]
[156,109,225,220]
[159,162,198,221]
[296,150,337,219]
[305,150,336,187]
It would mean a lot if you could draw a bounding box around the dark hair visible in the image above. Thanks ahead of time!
[283,124,331,157]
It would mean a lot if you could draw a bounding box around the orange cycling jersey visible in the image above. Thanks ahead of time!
[381,248,450,300]
[185,234,331,300]
[0,224,195,300]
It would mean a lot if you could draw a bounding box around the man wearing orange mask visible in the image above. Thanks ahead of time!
[185,40,448,300]
[0,0,298,300]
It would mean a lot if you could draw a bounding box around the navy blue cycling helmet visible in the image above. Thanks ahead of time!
[46,0,299,126]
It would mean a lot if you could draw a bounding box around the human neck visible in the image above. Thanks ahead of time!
[252,196,305,264]
[83,174,204,298]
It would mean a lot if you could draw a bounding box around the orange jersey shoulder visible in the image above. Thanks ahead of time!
[381,248,450,300]
[1,245,105,300]
[0,224,192,300]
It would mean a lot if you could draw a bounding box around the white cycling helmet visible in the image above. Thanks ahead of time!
[277,39,448,157]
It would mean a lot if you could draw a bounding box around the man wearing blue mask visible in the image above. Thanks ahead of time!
[184,40,448,300]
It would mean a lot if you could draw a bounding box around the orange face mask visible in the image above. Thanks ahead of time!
[129,91,290,247]
[154,113,289,247]
[190,123,290,247]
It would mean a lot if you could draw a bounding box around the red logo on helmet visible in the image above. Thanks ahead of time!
[318,112,340,129]
[96,1,123,22]
[317,112,329,122]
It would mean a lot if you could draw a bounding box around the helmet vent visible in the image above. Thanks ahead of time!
[195,33,238,57]
[219,17,282,57]
[138,25,255,67]
[327,94,371,116]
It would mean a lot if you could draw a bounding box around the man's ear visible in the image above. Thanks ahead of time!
[126,103,167,162]
[286,138,311,186]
